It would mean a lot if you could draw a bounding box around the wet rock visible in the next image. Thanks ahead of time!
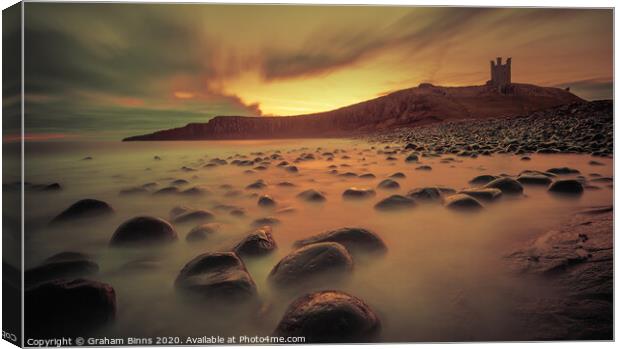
[110,216,178,246]
[458,188,502,202]
[469,175,497,186]
[277,181,296,187]
[521,156,531,161]
[342,187,376,200]
[26,252,99,288]
[389,172,406,179]
[407,187,443,202]
[232,226,277,257]
[268,242,353,287]
[50,199,114,224]
[517,174,553,186]
[377,179,400,190]
[297,189,327,202]
[175,252,257,301]
[548,179,584,195]
[294,227,386,254]
[186,223,220,242]
[25,279,116,338]
[359,173,376,179]
[273,290,380,343]
[589,160,604,166]
[547,167,581,175]
[444,194,484,211]
[484,177,524,195]
[286,165,299,173]
[252,216,281,227]
[180,186,211,196]
[415,165,432,171]
[258,194,277,207]
[171,179,189,186]
[374,195,416,211]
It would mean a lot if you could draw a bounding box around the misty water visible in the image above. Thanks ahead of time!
[19,139,612,342]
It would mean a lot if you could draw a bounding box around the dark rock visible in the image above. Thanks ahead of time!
[444,194,484,211]
[405,153,419,162]
[589,160,604,166]
[294,227,386,254]
[258,194,277,207]
[25,279,116,338]
[246,180,267,190]
[548,180,584,195]
[374,195,416,211]
[458,188,502,202]
[119,186,149,195]
[171,209,215,224]
[277,181,296,187]
[273,290,380,343]
[377,179,400,190]
[175,252,257,301]
[268,242,353,287]
[359,173,376,179]
[469,175,497,186]
[232,226,277,257]
[297,189,327,202]
[517,174,553,186]
[415,165,432,171]
[180,186,211,196]
[50,199,114,224]
[342,187,376,200]
[186,223,220,242]
[389,172,406,178]
[110,216,178,246]
[26,253,99,288]
[407,187,442,202]
[153,186,180,195]
[484,177,524,195]
[171,179,189,186]
[547,167,581,175]
[286,165,299,173]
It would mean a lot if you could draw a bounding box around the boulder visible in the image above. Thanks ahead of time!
[377,179,400,190]
[517,174,553,186]
[484,177,524,195]
[258,195,277,207]
[407,187,443,202]
[153,186,180,195]
[374,195,416,211]
[186,223,220,242]
[444,194,484,211]
[297,189,327,202]
[171,209,215,224]
[469,175,497,186]
[546,167,581,175]
[294,227,386,254]
[175,252,257,301]
[548,180,584,195]
[268,242,353,287]
[232,226,277,257]
[25,279,116,338]
[342,187,376,200]
[26,252,99,288]
[458,188,502,202]
[110,216,178,246]
[50,199,113,224]
[273,290,380,343]
[251,216,281,227]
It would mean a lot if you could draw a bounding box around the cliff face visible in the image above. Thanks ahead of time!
[123,83,583,141]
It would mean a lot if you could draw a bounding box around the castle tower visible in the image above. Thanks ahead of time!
[489,57,511,92]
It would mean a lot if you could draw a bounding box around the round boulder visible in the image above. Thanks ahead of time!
[548,179,584,195]
[458,188,502,202]
[175,252,257,301]
[517,174,553,186]
[26,252,99,288]
[297,189,327,202]
[110,216,178,247]
[258,195,277,207]
[342,187,376,200]
[273,290,380,343]
[407,187,442,202]
[377,179,400,190]
[186,223,220,242]
[444,194,484,211]
[268,242,353,287]
[468,175,497,186]
[294,227,386,254]
[484,177,524,195]
[232,226,277,257]
[50,199,113,224]
[25,279,116,338]
[374,195,416,211]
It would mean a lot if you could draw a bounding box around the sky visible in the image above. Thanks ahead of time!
[3,4,614,140]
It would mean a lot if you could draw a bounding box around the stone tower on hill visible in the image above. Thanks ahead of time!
[488,57,511,92]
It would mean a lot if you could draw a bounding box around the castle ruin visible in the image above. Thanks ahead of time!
[488,57,511,93]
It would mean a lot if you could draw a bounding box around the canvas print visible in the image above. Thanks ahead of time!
[2,2,613,345]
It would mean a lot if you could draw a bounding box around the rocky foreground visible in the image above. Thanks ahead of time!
[367,100,612,157]
[123,83,581,141]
